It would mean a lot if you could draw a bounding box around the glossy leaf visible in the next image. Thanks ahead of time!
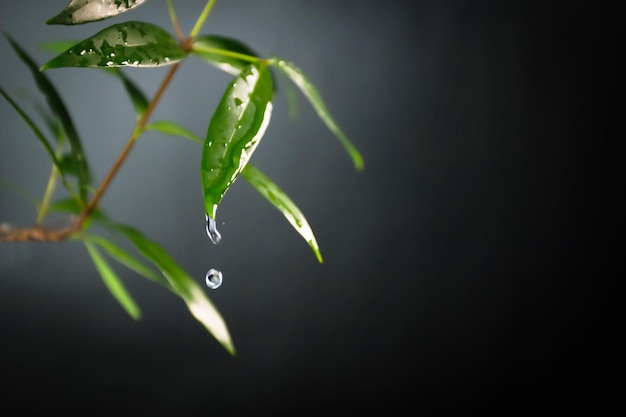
[85,235,169,288]
[202,62,274,220]
[47,0,147,25]
[6,35,91,203]
[85,240,142,320]
[192,35,261,76]
[145,120,203,144]
[38,40,82,54]
[39,39,149,119]
[242,164,323,263]
[269,58,364,171]
[112,224,235,354]
[40,21,186,70]
[0,87,66,182]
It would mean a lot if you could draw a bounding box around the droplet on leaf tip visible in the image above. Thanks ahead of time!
[205,214,222,244]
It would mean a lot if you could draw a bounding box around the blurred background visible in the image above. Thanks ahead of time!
[1,1,600,414]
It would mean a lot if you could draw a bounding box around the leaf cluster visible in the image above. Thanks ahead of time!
[0,0,362,353]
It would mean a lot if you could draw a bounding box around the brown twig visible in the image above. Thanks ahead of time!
[1,62,182,243]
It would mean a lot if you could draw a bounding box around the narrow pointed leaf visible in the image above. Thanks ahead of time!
[202,62,274,220]
[85,235,170,288]
[34,103,65,144]
[47,0,147,25]
[6,35,91,203]
[13,84,66,143]
[57,153,79,176]
[40,22,186,70]
[242,164,323,263]
[39,42,149,118]
[48,197,107,223]
[192,35,261,76]
[111,224,235,354]
[269,58,364,171]
[106,68,149,118]
[85,240,142,320]
[38,40,82,54]
[0,87,66,181]
[145,120,203,144]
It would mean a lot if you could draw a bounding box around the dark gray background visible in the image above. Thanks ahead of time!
[0,1,601,414]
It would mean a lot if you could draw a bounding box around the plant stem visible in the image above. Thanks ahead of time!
[36,165,59,225]
[189,0,217,39]
[192,46,262,63]
[36,140,66,225]
[76,62,182,227]
[167,0,184,42]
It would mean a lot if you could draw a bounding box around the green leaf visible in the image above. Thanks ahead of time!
[11,88,66,144]
[0,86,66,181]
[47,0,147,25]
[192,35,261,76]
[84,240,142,320]
[40,21,187,70]
[106,68,149,119]
[268,58,364,171]
[145,120,203,144]
[5,34,91,203]
[201,62,274,220]
[38,40,82,54]
[111,224,236,354]
[48,197,107,224]
[242,164,323,263]
[40,40,150,119]
[57,153,79,176]
[85,235,170,289]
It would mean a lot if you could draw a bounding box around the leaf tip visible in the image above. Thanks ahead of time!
[225,343,237,356]
[353,153,365,171]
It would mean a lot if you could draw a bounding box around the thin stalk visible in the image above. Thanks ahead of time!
[167,0,184,42]
[36,165,59,225]
[36,140,65,225]
[192,46,262,63]
[189,0,218,39]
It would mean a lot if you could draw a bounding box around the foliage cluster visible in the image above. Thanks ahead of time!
[0,0,362,354]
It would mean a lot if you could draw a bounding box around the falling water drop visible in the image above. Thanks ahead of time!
[205,268,223,289]
[205,214,222,244]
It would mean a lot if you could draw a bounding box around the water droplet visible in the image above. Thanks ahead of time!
[205,268,223,289]
[205,214,222,244]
